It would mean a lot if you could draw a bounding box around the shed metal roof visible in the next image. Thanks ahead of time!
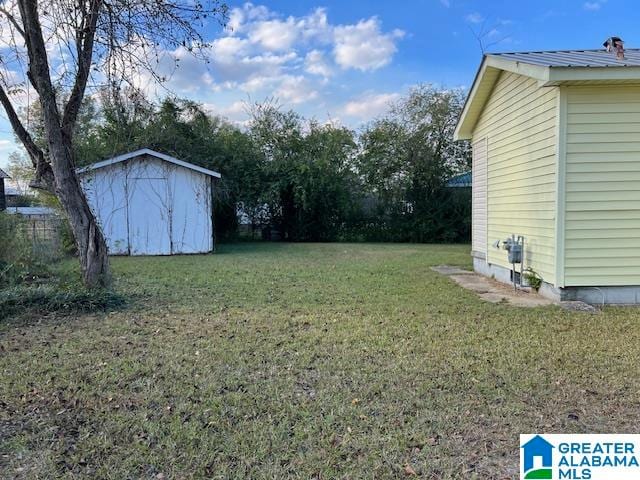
[490,48,640,68]
[0,167,9,178]
[76,148,222,178]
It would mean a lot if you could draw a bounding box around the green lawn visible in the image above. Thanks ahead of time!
[2,243,640,479]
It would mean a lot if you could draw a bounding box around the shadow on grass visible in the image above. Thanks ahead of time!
[214,241,297,255]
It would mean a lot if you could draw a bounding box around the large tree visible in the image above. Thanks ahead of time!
[0,0,227,287]
[358,85,471,242]
[248,102,359,241]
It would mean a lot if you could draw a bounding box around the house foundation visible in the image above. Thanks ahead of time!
[473,256,640,305]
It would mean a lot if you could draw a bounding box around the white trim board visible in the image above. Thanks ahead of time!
[76,148,221,178]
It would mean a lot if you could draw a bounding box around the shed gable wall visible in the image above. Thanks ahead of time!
[81,155,213,255]
[472,71,559,285]
[81,162,129,254]
[564,85,640,286]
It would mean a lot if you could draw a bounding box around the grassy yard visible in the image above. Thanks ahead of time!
[2,243,640,479]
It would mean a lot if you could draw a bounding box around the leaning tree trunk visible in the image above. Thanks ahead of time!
[16,0,110,288]
[48,138,110,288]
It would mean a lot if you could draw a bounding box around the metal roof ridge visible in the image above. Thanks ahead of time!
[488,48,640,56]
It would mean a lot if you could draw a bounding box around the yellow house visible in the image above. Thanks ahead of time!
[455,48,640,304]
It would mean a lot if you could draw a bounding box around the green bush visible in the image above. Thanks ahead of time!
[58,218,79,256]
[523,269,543,291]
[0,212,51,286]
[0,284,127,321]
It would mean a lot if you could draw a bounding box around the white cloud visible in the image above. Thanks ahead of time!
[202,100,250,125]
[583,0,605,10]
[305,50,333,77]
[465,12,484,24]
[341,92,401,119]
[274,75,319,104]
[248,17,300,51]
[297,8,332,44]
[0,138,18,168]
[227,8,245,33]
[105,3,406,126]
[333,18,405,71]
[199,4,404,95]
[227,3,272,34]
[211,36,251,59]
[231,4,332,53]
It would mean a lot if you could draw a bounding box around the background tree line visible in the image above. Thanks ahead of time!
[13,84,471,244]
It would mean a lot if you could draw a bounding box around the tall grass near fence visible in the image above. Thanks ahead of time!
[0,212,125,319]
[0,212,54,286]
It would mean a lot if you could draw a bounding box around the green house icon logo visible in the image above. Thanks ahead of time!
[521,435,554,479]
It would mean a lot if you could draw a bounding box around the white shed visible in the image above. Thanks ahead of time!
[77,148,221,256]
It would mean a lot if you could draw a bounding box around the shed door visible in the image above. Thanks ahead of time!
[127,178,171,255]
[472,138,488,257]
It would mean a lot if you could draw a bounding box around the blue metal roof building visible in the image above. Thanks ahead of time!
[446,171,471,188]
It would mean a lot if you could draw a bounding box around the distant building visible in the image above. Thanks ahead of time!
[446,172,471,188]
[4,206,58,218]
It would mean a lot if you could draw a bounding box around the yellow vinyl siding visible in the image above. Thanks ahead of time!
[472,71,558,284]
[471,138,488,256]
[564,85,640,286]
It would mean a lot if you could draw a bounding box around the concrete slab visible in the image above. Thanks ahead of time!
[435,265,555,308]
[431,265,474,275]
[449,274,492,294]
[559,301,599,314]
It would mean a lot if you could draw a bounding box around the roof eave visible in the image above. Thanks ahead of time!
[454,55,551,141]
[454,57,488,141]
[543,66,640,85]
[76,148,222,178]
[485,55,550,82]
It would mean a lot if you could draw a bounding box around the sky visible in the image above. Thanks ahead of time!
[0,0,638,169]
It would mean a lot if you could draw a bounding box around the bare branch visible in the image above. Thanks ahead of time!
[0,83,52,190]
[62,0,102,136]
[0,5,24,38]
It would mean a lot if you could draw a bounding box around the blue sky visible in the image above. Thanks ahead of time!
[0,0,637,168]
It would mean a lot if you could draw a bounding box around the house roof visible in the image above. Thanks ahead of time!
[0,167,9,179]
[494,48,640,68]
[76,148,222,178]
[454,48,640,140]
[446,171,471,188]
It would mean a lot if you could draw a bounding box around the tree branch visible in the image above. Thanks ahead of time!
[0,83,53,191]
[0,5,25,39]
[17,0,57,103]
[62,0,102,137]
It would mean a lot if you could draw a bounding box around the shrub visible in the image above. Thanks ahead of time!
[58,217,79,256]
[523,269,543,291]
[0,285,127,321]
[0,212,52,286]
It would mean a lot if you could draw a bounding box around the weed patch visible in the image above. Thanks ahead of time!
[0,285,126,321]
